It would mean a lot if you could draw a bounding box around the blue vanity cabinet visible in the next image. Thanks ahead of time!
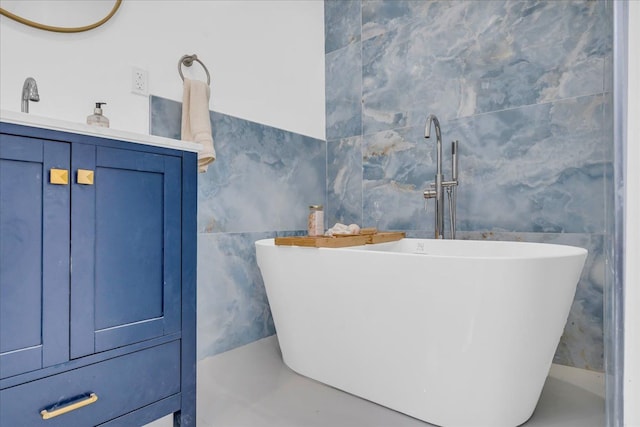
[70,143,182,358]
[0,121,197,427]
[0,134,71,379]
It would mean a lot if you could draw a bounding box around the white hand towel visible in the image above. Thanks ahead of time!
[181,77,216,173]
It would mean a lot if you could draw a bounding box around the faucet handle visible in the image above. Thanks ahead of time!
[423,188,437,199]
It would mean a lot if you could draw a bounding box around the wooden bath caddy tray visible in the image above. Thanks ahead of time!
[274,231,406,248]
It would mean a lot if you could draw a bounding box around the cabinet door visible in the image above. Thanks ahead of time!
[0,135,70,378]
[70,144,181,358]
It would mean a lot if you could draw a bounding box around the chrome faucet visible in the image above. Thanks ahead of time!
[423,114,459,239]
[21,77,40,113]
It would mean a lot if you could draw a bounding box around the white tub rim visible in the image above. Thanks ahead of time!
[256,237,588,261]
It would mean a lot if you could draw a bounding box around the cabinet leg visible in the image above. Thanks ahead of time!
[173,408,196,427]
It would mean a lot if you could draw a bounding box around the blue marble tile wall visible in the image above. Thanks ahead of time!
[326,0,612,371]
[150,96,326,360]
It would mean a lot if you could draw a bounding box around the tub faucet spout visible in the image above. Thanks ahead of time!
[21,77,40,113]
[423,114,459,239]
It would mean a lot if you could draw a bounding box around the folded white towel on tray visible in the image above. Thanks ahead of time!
[325,223,361,236]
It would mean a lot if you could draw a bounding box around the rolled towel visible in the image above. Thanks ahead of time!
[348,224,361,234]
[181,77,216,173]
[325,223,361,236]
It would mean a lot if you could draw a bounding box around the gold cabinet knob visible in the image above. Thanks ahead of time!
[49,168,69,185]
[77,169,94,185]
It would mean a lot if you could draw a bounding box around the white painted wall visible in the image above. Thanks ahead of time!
[625,3,640,426]
[0,0,326,139]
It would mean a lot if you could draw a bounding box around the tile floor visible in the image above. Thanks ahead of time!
[148,336,604,427]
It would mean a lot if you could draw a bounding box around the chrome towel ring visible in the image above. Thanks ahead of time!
[178,54,211,86]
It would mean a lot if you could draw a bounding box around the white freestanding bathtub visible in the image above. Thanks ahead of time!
[255,238,587,427]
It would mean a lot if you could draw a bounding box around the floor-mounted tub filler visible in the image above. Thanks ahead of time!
[255,238,587,427]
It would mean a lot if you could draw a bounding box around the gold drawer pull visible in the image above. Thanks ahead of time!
[77,169,94,185]
[40,393,98,420]
[49,168,69,185]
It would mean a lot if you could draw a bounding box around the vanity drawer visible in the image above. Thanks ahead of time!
[0,340,180,427]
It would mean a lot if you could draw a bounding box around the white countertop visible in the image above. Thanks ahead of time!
[0,109,202,153]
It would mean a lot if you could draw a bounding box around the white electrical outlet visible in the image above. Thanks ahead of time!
[132,67,148,96]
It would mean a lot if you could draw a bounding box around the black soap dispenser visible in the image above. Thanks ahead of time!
[87,102,110,128]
